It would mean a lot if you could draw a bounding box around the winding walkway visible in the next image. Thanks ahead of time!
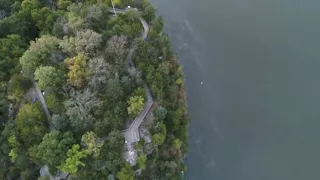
[109,8,153,144]
[109,7,153,154]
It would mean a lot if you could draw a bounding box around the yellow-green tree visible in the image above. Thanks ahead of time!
[57,0,72,10]
[172,139,182,150]
[81,131,104,157]
[127,96,144,117]
[65,53,88,87]
[8,135,19,163]
[58,144,88,174]
[33,131,75,174]
[116,163,134,180]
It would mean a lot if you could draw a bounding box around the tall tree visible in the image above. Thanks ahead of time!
[65,53,88,87]
[0,0,39,39]
[155,106,167,120]
[58,144,88,174]
[88,57,110,91]
[81,131,104,157]
[34,66,64,90]
[51,114,68,131]
[0,35,27,81]
[16,104,47,146]
[106,35,128,71]
[31,7,57,34]
[20,35,60,76]
[137,154,147,170]
[60,29,102,56]
[64,88,102,132]
[116,163,134,180]
[127,96,144,117]
[33,131,75,173]
[7,74,32,101]
[57,0,72,10]
[105,76,124,103]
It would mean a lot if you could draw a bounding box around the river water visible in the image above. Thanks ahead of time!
[151,0,320,179]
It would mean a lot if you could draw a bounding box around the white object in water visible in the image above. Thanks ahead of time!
[200,82,203,84]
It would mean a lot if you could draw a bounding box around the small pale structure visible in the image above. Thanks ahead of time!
[40,165,68,180]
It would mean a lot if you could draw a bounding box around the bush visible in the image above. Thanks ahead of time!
[8,75,32,101]
[155,106,167,120]
[45,94,62,114]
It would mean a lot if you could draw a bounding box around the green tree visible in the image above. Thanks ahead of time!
[107,174,115,180]
[128,68,143,85]
[64,88,102,132]
[60,29,102,56]
[31,7,57,34]
[0,0,39,39]
[88,57,111,91]
[0,88,8,121]
[106,35,128,70]
[20,35,60,76]
[20,168,38,180]
[7,74,32,101]
[21,0,40,11]
[51,114,68,131]
[116,163,134,180]
[16,104,47,146]
[33,131,75,173]
[65,53,88,87]
[151,16,164,34]
[0,0,15,16]
[172,139,182,150]
[99,130,124,172]
[142,5,156,22]
[127,96,144,117]
[105,76,124,103]
[58,144,88,174]
[38,175,50,180]
[45,94,63,114]
[8,135,19,162]
[151,133,165,146]
[34,66,64,90]
[106,130,124,151]
[19,50,40,77]
[155,106,167,120]
[0,35,27,81]
[57,0,72,10]
[52,17,66,38]
[137,154,147,170]
[81,131,104,157]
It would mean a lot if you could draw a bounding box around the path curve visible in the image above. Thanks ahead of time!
[108,8,153,144]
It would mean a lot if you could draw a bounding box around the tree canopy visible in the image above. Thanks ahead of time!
[34,66,64,90]
[32,131,75,173]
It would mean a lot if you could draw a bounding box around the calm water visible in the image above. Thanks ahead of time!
[151,0,320,179]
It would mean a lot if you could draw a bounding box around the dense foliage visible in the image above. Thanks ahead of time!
[0,0,189,179]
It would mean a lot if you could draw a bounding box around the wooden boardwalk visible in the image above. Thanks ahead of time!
[108,7,153,165]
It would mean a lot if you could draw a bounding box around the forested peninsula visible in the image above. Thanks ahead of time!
[0,0,189,179]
